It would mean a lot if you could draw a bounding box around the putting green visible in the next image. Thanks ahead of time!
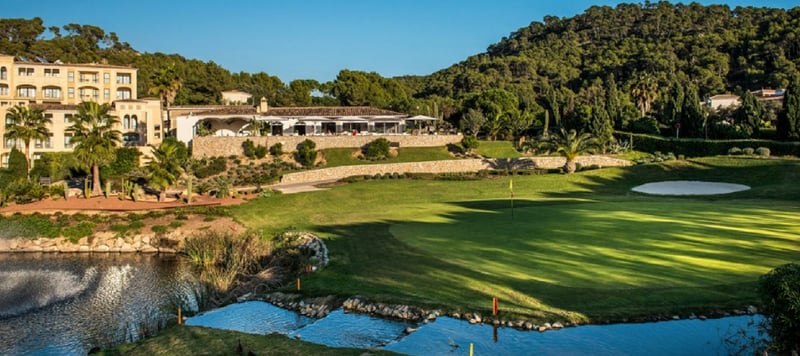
[390,200,800,289]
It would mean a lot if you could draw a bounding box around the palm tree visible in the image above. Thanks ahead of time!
[148,64,182,135]
[146,139,184,202]
[631,72,658,117]
[4,105,51,178]
[536,128,599,174]
[67,101,121,197]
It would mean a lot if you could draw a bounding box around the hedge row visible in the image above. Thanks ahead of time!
[613,131,800,157]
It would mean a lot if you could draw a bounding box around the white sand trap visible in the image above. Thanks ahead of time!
[631,180,751,196]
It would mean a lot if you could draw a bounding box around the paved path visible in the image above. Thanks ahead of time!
[269,179,341,194]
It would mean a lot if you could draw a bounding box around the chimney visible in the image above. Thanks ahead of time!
[259,97,268,113]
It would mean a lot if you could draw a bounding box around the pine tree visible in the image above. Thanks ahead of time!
[681,84,704,138]
[736,90,763,138]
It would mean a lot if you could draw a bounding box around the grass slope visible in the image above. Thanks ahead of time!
[99,325,398,355]
[230,156,800,322]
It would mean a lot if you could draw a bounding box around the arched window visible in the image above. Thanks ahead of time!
[131,115,138,130]
[123,115,130,129]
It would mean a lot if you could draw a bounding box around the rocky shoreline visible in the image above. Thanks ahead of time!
[0,232,180,254]
[247,291,761,334]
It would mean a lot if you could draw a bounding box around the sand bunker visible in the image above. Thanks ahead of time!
[631,181,751,196]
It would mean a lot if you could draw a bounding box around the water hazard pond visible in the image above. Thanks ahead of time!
[1,254,766,355]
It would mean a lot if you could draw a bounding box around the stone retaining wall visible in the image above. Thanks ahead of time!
[0,231,182,254]
[278,156,631,185]
[192,134,463,158]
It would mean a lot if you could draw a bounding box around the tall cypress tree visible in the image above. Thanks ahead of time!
[681,84,704,138]
[736,90,763,138]
[777,79,800,140]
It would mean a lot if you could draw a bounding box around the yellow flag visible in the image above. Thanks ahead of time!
[509,178,513,192]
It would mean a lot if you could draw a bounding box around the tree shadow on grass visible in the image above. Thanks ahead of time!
[304,195,800,323]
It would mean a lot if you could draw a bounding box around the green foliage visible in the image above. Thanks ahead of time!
[727,147,742,155]
[742,147,755,156]
[29,152,75,182]
[147,139,185,200]
[755,147,771,157]
[363,138,391,160]
[614,132,800,157]
[757,263,800,354]
[5,178,45,204]
[3,104,51,175]
[269,142,284,156]
[151,225,168,235]
[627,117,660,135]
[533,128,599,174]
[460,135,480,153]
[777,79,800,140]
[6,148,28,180]
[48,183,66,200]
[182,231,271,292]
[296,139,317,167]
[103,147,141,181]
[254,145,268,159]
[0,214,60,239]
[192,156,227,178]
[242,139,256,159]
[67,101,121,197]
[62,221,95,243]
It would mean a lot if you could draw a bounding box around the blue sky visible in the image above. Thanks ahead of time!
[5,0,797,82]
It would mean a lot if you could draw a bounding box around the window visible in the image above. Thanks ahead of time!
[64,113,73,124]
[17,67,34,76]
[68,87,74,98]
[122,133,139,146]
[0,67,6,80]
[1,154,8,168]
[0,84,8,96]
[5,115,14,126]
[79,87,98,100]
[64,134,72,148]
[35,138,43,148]
[79,72,98,83]
[103,73,110,84]
[4,137,17,149]
[68,71,74,82]
[123,115,130,129]
[131,115,138,130]
[17,86,36,98]
[44,68,60,77]
[45,134,52,148]
[43,87,62,99]
[116,73,131,84]
[116,88,131,100]
[104,88,110,100]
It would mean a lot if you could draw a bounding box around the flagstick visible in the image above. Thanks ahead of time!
[510,178,514,222]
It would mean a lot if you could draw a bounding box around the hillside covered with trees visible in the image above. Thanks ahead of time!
[2,2,800,142]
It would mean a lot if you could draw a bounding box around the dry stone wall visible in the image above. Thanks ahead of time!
[0,231,183,254]
[278,156,631,184]
[192,134,463,158]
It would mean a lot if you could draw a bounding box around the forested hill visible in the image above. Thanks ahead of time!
[419,2,800,100]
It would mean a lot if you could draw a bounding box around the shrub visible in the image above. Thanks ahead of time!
[296,139,317,167]
[757,263,800,354]
[151,225,168,234]
[461,135,480,153]
[727,147,742,155]
[7,148,27,180]
[363,138,391,160]
[742,147,755,155]
[62,221,95,243]
[755,147,771,157]
[48,183,66,200]
[269,142,283,156]
[242,139,256,159]
[254,145,268,159]
[627,117,660,135]
[613,131,800,157]
[193,157,228,178]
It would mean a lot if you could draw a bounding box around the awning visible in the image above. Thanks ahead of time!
[336,116,368,122]
[406,115,439,122]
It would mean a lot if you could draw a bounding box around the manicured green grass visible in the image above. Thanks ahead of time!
[230,156,800,322]
[320,146,455,168]
[99,325,397,355]
[474,140,522,158]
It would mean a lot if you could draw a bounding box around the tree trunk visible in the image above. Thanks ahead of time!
[91,164,103,197]
[159,190,166,202]
[564,159,577,174]
[24,142,31,179]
